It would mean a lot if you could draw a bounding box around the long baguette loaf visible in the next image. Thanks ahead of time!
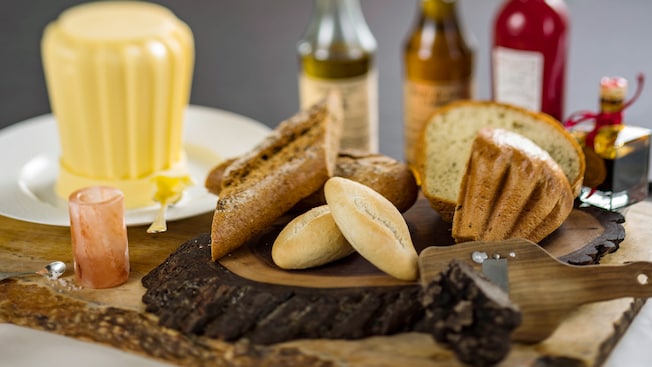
[204,157,235,196]
[205,150,418,213]
[211,95,342,261]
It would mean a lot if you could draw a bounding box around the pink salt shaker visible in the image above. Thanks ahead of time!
[68,186,130,288]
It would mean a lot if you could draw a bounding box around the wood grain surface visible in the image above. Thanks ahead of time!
[420,238,652,343]
[0,199,651,367]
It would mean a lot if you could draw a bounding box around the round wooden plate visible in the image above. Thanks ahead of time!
[219,197,625,287]
[142,197,625,345]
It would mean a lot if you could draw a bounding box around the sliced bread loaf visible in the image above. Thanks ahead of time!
[416,101,584,222]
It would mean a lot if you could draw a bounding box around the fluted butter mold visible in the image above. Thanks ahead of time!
[41,1,194,208]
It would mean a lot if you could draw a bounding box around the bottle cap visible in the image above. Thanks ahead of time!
[600,77,627,101]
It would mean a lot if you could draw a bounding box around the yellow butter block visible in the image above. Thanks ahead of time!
[42,1,194,208]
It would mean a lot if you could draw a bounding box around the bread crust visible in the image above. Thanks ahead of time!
[416,101,584,222]
[324,177,418,281]
[210,95,342,260]
[452,128,574,243]
[206,150,418,213]
[204,158,235,196]
[271,205,354,269]
[295,150,418,213]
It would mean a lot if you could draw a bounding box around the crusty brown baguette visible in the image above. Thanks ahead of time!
[211,94,342,261]
[205,150,418,213]
[416,101,585,222]
[452,127,575,244]
[204,157,235,196]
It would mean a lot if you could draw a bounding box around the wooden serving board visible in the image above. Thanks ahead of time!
[137,198,625,347]
[0,198,650,367]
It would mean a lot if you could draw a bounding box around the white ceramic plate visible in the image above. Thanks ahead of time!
[0,105,270,226]
[0,324,173,367]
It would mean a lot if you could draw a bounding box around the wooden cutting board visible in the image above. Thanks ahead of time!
[0,198,650,367]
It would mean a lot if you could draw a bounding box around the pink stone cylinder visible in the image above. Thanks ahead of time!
[68,186,130,288]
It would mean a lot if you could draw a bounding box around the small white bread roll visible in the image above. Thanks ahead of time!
[324,177,419,281]
[272,205,355,269]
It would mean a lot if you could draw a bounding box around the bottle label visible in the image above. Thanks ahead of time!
[492,46,543,112]
[403,79,473,166]
[299,70,378,152]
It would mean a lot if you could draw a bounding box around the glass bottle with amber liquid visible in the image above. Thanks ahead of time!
[569,76,651,210]
[298,0,378,152]
[403,0,474,169]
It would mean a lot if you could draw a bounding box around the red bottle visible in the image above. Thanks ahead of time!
[491,0,569,121]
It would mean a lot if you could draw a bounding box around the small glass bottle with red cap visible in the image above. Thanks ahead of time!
[566,75,651,210]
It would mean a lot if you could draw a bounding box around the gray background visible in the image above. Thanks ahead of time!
[1,0,651,162]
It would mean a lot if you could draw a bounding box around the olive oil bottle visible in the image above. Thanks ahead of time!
[298,0,378,152]
[403,0,474,168]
